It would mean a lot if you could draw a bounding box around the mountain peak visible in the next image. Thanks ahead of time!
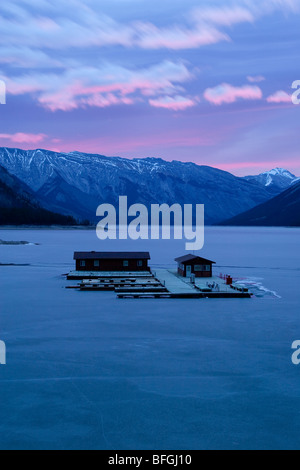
[263,168,296,178]
[244,167,299,190]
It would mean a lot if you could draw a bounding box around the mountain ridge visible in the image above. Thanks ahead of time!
[220,181,300,227]
[0,147,284,225]
[0,164,77,226]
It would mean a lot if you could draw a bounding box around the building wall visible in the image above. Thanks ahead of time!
[194,270,212,278]
[76,258,149,272]
[177,261,213,278]
[178,267,185,277]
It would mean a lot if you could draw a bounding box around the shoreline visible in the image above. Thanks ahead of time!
[0,225,96,230]
[0,225,299,231]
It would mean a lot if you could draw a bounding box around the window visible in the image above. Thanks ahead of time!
[194,265,203,272]
[137,260,143,267]
[123,260,129,267]
[194,264,211,272]
[94,260,100,267]
[80,260,86,267]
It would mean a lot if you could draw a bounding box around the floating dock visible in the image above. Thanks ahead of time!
[66,268,252,299]
[117,270,252,299]
[67,270,152,280]
[79,278,163,291]
[117,291,252,299]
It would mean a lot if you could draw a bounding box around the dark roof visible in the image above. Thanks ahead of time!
[74,251,150,260]
[175,254,216,264]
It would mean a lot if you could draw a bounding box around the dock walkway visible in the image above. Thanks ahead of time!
[117,269,252,299]
[67,270,152,280]
[154,269,196,294]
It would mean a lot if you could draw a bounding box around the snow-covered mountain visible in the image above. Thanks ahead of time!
[0,147,281,224]
[244,168,299,191]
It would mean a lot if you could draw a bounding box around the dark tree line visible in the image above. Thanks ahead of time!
[0,206,77,226]
[0,178,78,225]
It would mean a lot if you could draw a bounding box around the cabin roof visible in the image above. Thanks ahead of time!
[175,254,216,264]
[74,251,151,260]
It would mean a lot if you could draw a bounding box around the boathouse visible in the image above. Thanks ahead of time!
[175,254,215,278]
[73,252,151,272]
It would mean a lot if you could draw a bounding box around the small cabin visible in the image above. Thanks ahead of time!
[175,254,215,278]
[74,251,151,272]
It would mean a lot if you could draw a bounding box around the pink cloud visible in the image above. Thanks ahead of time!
[266,90,292,103]
[135,22,229,50]
[0,3,253,55]
[149,95,197,111]
[0,0,298,66]
[0,132,46,144]
[135,5,258,50]
[3,61,193,112]
[82,93,134,109]
[204,83,263,105]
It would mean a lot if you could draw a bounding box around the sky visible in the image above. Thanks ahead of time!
[0,0,299,175]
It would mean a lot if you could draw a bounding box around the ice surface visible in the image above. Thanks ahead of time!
[0,226,300,450]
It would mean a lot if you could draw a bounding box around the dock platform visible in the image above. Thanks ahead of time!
[154,269,196,294]
[117,291,252,299]
[67,270,152,280]
[117,269,252,299]
[66,268,252,299]
[80,280,163,291]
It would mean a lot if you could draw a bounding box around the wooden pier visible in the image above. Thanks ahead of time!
[80,280,163,292]
[67,270,152,280]
[116,286,169,294]
[117,291,252,299]
[66,268,252,299]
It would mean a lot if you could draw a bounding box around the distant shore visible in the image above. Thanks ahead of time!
[0,239,39,245]
[0,225,96,230]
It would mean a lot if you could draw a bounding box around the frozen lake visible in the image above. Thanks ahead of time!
[0,227,300,450]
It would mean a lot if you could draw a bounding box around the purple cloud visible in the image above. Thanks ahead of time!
[0,132,47,144]
[0,0,297,60]
[149,95,197,111]
[204,83,263,105]
[266,90,292,103]
[134,22,229,50]
[3,61,193,111]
